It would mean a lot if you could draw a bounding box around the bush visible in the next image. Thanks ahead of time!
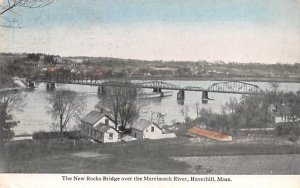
[33,131,85,140]
[276,123,299,141]
[288,134,298,142]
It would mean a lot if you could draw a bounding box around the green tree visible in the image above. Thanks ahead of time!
[225,97,238,115]
[0,90,24,143]
[282,92,300,121]
[180,105,190,123]
[96,85,140,130]
[48,89,86,134]
[197,108,212,126]
[0,70,25,144]
[225,97,240,133]
[238,94,265,129]
[263,82,282,107]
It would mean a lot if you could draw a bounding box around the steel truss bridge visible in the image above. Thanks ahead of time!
[101,80,264,95]
[26,75,264,95]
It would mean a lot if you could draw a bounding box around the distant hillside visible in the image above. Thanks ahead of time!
[1,53,300,82]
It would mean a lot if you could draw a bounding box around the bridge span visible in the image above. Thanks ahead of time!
[100,80,264,101]
[24,74,265,101]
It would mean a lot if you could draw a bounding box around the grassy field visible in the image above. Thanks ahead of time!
[174,154,300,174]
[0,136,299,174]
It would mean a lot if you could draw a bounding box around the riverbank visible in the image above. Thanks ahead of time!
[1,136,299,174]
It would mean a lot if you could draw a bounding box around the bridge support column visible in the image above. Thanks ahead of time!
[97,86,106,94]
[177,90,185,99]
[153,88,162,93]
[46,82,56,91]
[202,91,208,103]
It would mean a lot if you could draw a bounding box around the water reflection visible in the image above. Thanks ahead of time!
[177,98,184,105]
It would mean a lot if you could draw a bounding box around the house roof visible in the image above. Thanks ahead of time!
[131,119,161,131]
[95,125,115,133]
[81,111,114,125]
[268,104,276,110]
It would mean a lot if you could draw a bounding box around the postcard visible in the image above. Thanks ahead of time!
[0,0,299,187]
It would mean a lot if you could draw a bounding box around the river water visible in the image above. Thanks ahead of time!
[12,80,300,135]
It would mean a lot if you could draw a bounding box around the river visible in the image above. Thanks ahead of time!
[12,80,300,135]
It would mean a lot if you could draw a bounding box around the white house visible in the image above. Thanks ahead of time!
[267,104,277,121]
[81,111,117,129]
[130,119,176,140]
[81,111,119,143]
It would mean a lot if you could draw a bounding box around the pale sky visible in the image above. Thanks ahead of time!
[0,0,300,63]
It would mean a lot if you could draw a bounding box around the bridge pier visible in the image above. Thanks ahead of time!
[202,91,208,103]
[46,82,56,91]
[97,86,106,94]
[153,88,162,93]
[177,90,185,99]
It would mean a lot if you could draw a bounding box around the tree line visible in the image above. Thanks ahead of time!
[193,83,300,140]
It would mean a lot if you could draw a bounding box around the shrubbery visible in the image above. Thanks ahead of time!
[118,126,132,134]
[275,123,299,142]
[276,123,298,135]
[32,131,85,140]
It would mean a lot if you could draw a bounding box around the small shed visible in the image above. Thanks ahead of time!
[94,125,119,143]
[131,119,176,140]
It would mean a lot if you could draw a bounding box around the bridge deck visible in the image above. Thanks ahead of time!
[31,77,264,95]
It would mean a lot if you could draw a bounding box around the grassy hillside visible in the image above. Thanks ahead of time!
[1,53,300,82]
[1,136,299,174]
